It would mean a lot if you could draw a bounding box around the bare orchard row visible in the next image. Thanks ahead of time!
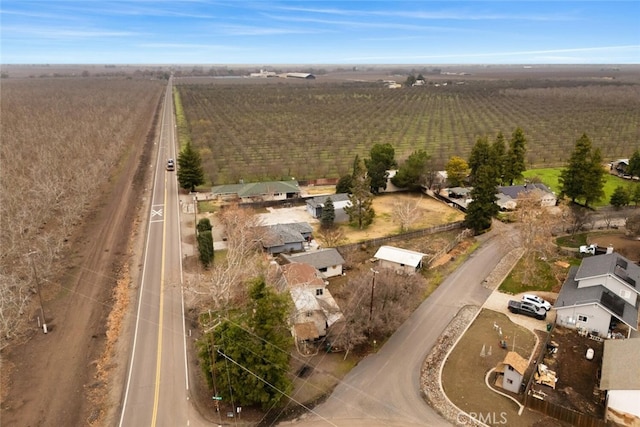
[176,79,640,185]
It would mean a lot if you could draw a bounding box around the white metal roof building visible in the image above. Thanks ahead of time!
[374,245,426,274]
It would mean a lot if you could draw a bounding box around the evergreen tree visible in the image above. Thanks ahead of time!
[177,141,205,192]
[210,278,292,410]
[491,132,507,185]
[464,165,499,234]
[468,136,493,183]
[559,134,594,204]
[583,147,606,207]
[365,143,396,193]
[503,127,527,185]
[391,149,430,191]
[610,186,630,209]
[344,157,375,229]
[320,197,336,229]
[196,219,214,267]
[627,149,640,177]
[197,230,214,267]
[336,174,353,194]
[197,217,213,233]
[352,154,364,178]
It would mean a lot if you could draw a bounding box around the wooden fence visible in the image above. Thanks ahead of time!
[522,325,608,427]
[336,221,466,255]
[524,393,607,427]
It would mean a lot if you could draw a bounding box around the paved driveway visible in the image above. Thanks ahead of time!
[482,291,556,332]
[257,205,320,226]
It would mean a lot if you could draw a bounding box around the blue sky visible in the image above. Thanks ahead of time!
[1,1,639,64]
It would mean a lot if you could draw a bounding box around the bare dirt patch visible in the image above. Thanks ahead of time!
[587,230,640,262]
[338,193,464,244]
[529,325,605,418]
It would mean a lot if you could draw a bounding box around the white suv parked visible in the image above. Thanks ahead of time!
[521,294,552,311]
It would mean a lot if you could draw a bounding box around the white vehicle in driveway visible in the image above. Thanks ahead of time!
[521,294,552,311]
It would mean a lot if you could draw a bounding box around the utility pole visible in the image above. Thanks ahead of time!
[369,268,379,329]
[205,316,222,423]
[193,195,198,237]
[27,251,48,334]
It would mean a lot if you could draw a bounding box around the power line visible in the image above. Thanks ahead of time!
[216,348,338,427]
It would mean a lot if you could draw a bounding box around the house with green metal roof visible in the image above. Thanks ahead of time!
[211,180,300,203]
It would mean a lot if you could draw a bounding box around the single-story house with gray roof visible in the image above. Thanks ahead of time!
[610,158,630,176]
[497,183,556,209]
[600,338,640,424]
[306,193,350,221]
[281,248,345,278]
[211,180,300,203]
[555,252,640,338]
[259,222,313,254]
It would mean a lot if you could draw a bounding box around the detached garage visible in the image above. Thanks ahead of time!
[373,245,425,274]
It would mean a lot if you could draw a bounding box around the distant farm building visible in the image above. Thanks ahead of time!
[286,73,316,79]
[249,69,277,78]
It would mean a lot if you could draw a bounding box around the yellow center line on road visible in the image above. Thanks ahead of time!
[151,176,168,426]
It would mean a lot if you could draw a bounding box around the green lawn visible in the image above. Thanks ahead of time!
[522,168,639,207]
[555,233,588,248]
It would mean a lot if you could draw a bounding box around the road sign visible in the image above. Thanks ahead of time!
[212,396,223,401]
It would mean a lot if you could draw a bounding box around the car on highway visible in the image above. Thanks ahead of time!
[166,158,175,171]
[521,294,552,311]
[508,300,547,320]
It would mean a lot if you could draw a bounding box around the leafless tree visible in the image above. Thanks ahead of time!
[392,197,422,232]
[191,205,269,310]
[1,77,162,342]
[567,205,593,235]
[330,266,425,357]
[316,226,346,248]
[512,190,562,286]
[601,211,615,229]
[626,214,640,238]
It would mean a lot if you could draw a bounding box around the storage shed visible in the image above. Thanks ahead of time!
[373,245,425,274]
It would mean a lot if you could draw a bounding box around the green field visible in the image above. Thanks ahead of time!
[523,168,639,207]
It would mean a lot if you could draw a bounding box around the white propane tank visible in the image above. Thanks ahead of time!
[586,348,594,360]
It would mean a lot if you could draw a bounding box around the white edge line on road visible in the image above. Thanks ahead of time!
[118,82,170,427]
[168,80,191,392]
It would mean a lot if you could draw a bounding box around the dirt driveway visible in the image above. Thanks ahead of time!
[587,231,640,261]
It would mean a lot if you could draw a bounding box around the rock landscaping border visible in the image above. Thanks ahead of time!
[420,304,484,426]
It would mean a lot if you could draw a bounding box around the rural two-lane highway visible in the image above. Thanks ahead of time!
[117,79,512,427]
[119,78,206,427]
